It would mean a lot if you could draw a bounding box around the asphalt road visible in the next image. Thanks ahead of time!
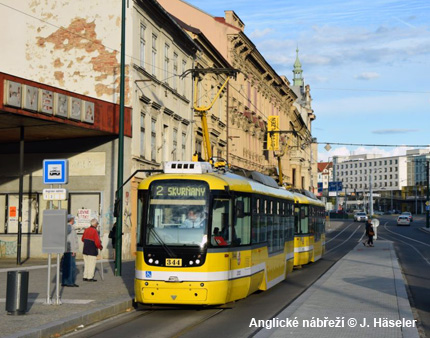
[65,218,429,338]
[376,215,430,338]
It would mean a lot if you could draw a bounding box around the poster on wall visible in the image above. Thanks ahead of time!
[75,208,92,234]
[22,85,39,111]
[39,89,53,115]
[83,101,94,124]
[54,93,69,118]
[4,80,22,108]
[7,195,38,233]
[69,97,82,121]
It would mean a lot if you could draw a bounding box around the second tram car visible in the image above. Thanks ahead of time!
[135,161,325,305]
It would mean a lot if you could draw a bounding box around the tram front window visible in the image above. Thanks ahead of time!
[146,180,208,247]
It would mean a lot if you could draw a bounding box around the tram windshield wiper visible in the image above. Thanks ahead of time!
[148,225,177,258]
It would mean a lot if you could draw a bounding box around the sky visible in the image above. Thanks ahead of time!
[184,0,430,161]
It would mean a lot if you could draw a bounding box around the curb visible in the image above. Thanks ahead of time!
[389,243,419,338]
[418,227,430,235]
[4,298,134,338]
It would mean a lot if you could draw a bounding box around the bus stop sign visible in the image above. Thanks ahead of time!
[43,159,68,185]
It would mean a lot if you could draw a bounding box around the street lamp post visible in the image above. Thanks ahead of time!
[333,156,339,211]
[369,173,373,217]
[426,160,429,228]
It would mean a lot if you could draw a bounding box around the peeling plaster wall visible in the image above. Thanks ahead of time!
[0,0,132,105]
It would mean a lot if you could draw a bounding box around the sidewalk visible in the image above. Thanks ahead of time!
[0,258,135,338]
[255,241,419,338]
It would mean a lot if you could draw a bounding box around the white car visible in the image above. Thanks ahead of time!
[354,212,368,222]
[400,212,413,222]
[397,215,411,226]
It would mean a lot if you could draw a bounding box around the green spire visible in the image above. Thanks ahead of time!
[293,47,303,86]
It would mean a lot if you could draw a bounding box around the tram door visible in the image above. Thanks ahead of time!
[229,195,251,300]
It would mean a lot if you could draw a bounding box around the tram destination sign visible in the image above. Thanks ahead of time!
[153,183,207,198]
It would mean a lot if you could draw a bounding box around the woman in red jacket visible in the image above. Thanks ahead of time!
[82,218,103,281]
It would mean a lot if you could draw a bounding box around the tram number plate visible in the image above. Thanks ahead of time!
[166,258,182,266]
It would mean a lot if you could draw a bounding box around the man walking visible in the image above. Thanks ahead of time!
[62,214,79,287]
[82,218,103,281]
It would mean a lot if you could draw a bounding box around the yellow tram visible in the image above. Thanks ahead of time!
[134,161,325,305]
[293,193,326,266]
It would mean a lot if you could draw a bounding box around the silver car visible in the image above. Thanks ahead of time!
[397,215,411,226]
[354,212,368,222]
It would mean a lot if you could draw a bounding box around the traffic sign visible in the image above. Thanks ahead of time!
[328,181,343,192]
[43,188,68,201]
[426,201,429,206]
[43,159,69,184]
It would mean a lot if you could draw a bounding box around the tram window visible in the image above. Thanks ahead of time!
[294,207,300,234]
[301,206,309,234]
[267,213,273,252]
[137,191,146,246]
[236,200,244,218]
[211,198,232,246]
[234,196,250,246]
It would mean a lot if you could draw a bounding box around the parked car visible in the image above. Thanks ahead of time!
[397,215,411,226]
[374,211,384,216]
[354,212,368,222]
[400,212,413,222]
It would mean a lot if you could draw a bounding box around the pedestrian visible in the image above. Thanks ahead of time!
[62,214,79,287]
[82,218,103,281]
[363,219,374,247]
[108,222,117,259]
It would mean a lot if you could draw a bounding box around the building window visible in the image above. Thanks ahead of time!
[172,128,178,161]
[140,24,146,68]
[181,60,186,95]
[164,43,170,83]
[152,34,157,77]
[151,119,156,161]
[140,113,145,158]
[173,53,178,90]
[182,132,186,160]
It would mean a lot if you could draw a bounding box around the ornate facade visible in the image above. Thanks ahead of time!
[158,1,317,188]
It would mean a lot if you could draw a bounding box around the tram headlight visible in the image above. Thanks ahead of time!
[148,258,154,264]
[195,259,200,264]
[189,261,194,265]
[155,260,159,265]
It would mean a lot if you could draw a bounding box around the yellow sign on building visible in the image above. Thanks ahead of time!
[267,115,279,151]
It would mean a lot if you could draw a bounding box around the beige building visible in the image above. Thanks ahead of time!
[0,0,199,259]
[158,0,317,189]
[171,18,232,161]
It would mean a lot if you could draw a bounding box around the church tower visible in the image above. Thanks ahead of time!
[292,47,304,87]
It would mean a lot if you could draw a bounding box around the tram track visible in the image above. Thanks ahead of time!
[66,220,364,338]
[379,223,430,266]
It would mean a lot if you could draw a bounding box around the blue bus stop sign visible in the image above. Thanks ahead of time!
[43,159,69,184]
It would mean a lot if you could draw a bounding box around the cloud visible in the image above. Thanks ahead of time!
[372,129,419,134]
[317,145,419,162]
[355,72,380,80]
[249,28,273,39]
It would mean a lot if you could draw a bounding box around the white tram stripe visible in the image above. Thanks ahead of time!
[294,245,314,253]
[136,251,295,284]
